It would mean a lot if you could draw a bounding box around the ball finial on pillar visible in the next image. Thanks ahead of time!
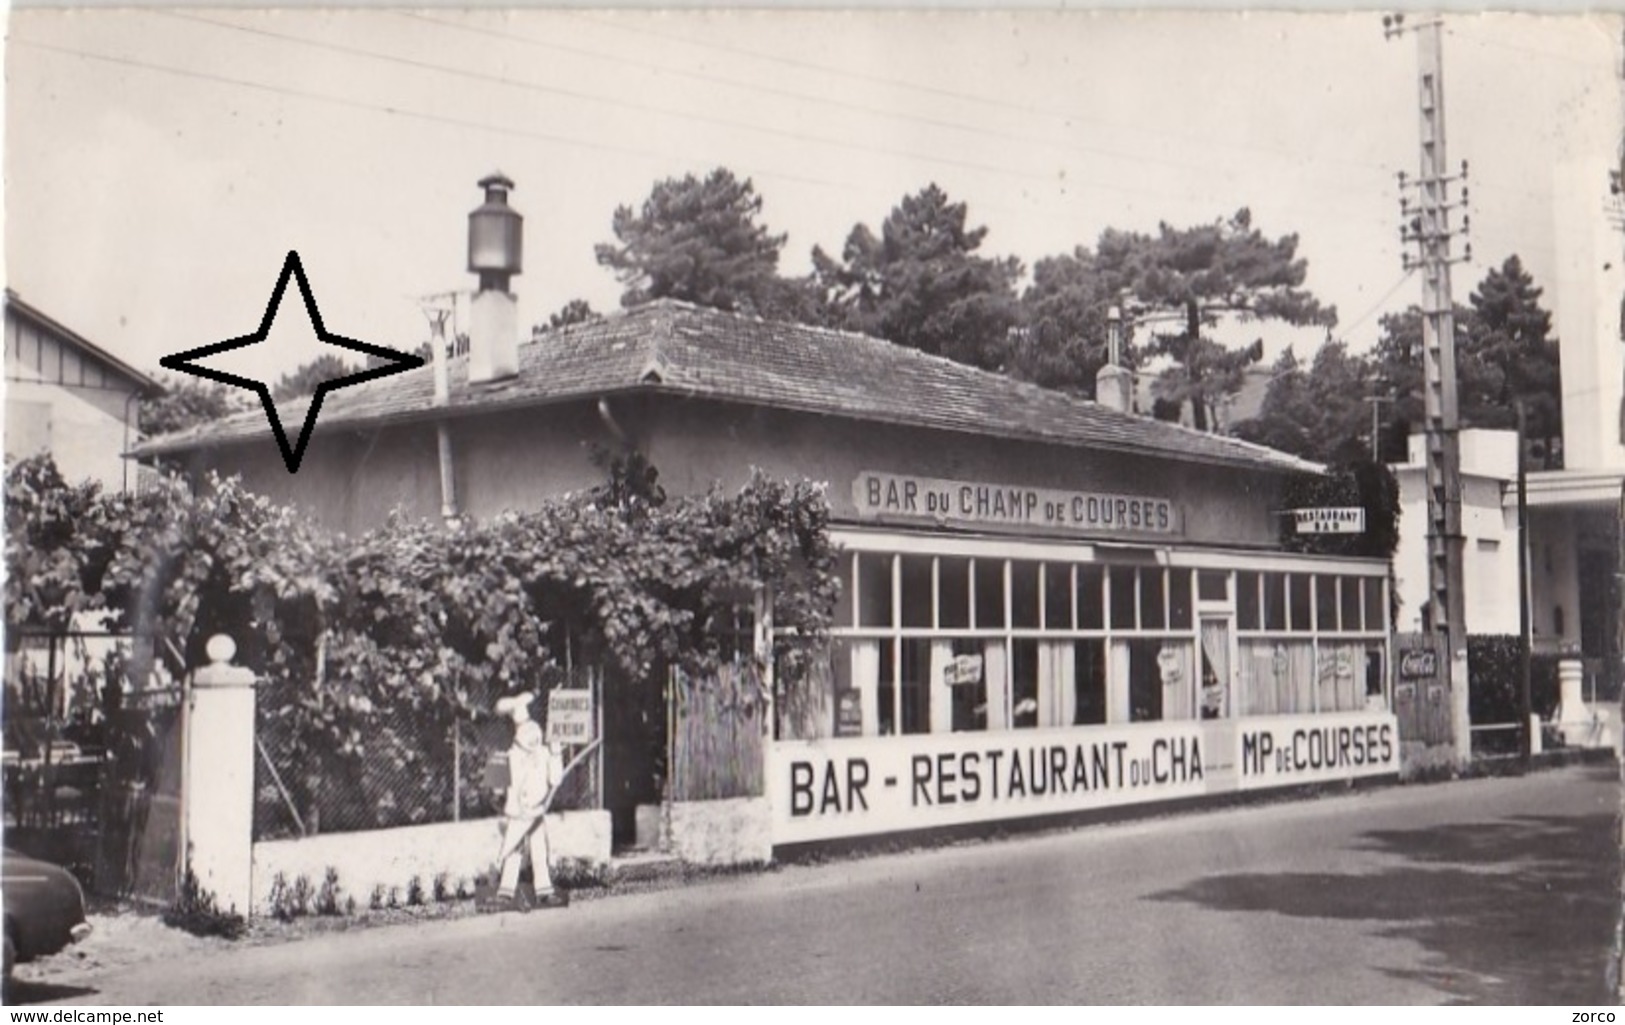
[206,634,237,665]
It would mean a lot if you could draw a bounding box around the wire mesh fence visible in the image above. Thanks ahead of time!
[255,669,601,842]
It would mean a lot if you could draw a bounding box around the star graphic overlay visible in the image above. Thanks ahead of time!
[160,250,426,473]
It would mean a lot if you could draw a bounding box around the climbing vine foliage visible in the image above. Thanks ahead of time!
[6,452,839,760]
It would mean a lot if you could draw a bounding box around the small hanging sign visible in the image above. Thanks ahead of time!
[1291,507,1366,535]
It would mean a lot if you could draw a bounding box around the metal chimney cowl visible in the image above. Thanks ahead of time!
[468,172,522,385]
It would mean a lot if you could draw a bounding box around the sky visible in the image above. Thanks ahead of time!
[5,7,1621,385]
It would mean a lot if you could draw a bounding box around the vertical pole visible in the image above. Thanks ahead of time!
[1412,20,1471,766]
[1371,396,1380,462]
[1518,401,1533,766]
[185,636,257,915]
[452,720,462,822]
[594,665,604,811]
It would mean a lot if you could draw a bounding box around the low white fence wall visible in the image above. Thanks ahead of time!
[668,797,772,867]
[251,810,611,916]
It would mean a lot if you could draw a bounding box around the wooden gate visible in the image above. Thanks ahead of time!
[3,630,184,901]
[1392,631,1452,747]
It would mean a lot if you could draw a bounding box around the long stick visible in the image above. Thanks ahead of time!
[498,737,603,859]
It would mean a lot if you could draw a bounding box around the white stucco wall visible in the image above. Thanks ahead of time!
[1392,431,1521,635]
[1528,508,1584,652]
[4,376,135,491]
[251,810,611,917]
[668,797,772,867]
[1552,159,1625,473]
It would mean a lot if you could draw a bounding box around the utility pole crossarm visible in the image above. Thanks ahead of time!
[1390,13,1472,766]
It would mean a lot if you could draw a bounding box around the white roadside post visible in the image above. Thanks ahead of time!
[184,634,258,916]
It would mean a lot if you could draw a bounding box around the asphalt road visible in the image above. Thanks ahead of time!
[34,763,1624,1004]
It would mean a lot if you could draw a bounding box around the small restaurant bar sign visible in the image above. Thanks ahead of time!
[853,472,1180,536]
[1291,507,1366,535]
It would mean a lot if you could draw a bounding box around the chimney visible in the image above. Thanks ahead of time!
[467,172,523,384]
[1095,305,1134,414]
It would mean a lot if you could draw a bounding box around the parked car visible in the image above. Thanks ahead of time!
[2,849,91,979]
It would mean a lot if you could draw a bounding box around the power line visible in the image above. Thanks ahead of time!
[396,9,1387,191]
[146,10,1420,225]
[155,11,1076,192]
[1445,25,1617,71]
[559,10,1420,178]
[147,10,1446,242]
[8,37,960,207]
[562,10,1552,207]
[1338,270,1418,341]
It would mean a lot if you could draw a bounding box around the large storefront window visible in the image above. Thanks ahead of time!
[782,549,1390,738]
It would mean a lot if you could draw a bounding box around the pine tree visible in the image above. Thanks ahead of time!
[813,183,1021,370]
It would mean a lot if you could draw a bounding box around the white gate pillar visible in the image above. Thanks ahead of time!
[184,635,257,915]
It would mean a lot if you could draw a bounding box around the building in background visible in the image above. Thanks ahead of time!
[1391,156,1625,709]
[1392,430,1521,638]
[4,291,161,491]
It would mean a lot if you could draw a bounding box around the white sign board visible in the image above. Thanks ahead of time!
[1291,507,1366,534]
[546,689,594,746]
[853,471,1181,537]
[943,654,983,687]
[767,711,1399,845]
[769,723,1213,845]
[1234,712,1398,790]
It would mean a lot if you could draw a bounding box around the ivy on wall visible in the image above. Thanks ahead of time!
[1278,458,1402,561]
[5,453,839,830]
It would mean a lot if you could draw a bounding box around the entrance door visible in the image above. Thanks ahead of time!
[1198,617,1232,719]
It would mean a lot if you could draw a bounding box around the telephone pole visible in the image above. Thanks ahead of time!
[1388,13,1473,766]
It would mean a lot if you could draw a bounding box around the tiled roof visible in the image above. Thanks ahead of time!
[133,300,1322,475]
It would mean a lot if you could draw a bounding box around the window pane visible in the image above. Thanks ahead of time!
[1364,644,1386,707]
[1263,572,1288,631]
[1288,574,1312,632]
[1073,639,1107,724]
[1110,567,1137,629]
[857,553,893,627]
[1363,577,1385,633]
[1045,563,1072,629]
[1077,565,1105,629]
[901,556,933,629]
[1317,642,1364,712]
[778,639,840,740]
[1315,575,1339,631]
[1169,569,1193,630]
[834,554,856,628]
[949,637,987,732]
[1236,571,1261,630]
[877,638,898,736]
[1238,639,1314,715]
[1198,571,1228,602]
[1011,639,1039,728]
[832,638,864,736]
[1340,577,1362,632]
[1011,561,1041,629]
[939,557,971,630]
[900,638,931,734]
[1199,620,1229,720]
[1123,638,1191,722]
[1140,569,1167,630]
[974,559,1006,628]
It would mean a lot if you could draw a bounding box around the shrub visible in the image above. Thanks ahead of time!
[165,869,246,940]
[315,867,343,916]
[1468,634,1560,725]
